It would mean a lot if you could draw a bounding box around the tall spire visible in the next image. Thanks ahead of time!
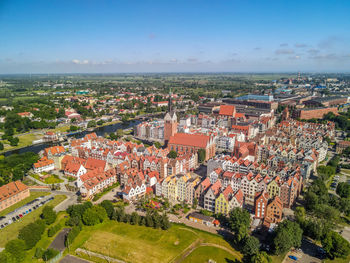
[168,87,172,113]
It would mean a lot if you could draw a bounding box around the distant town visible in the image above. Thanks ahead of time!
[0,73,350,263]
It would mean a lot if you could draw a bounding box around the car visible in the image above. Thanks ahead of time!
[19,214,23,218]
[12,217,16,221]
[29,209,32,212]
[0,216,5,220]
[0,225,4,229]
[16,215,20,220]
[288,255,298,261]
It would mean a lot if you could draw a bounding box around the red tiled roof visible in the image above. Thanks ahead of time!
[219,105,235,116]
[0,181,28,201]
[44,146,65,156]
[168,133,210,148]
[34,156,54,168]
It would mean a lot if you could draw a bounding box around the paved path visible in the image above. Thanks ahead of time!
[76,248,126,263]
[60,255,92,263]
[27,175,47,186]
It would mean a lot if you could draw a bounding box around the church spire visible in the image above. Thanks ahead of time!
[168,87,172,113]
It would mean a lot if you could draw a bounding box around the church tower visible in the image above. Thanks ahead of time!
[164,88,177,144]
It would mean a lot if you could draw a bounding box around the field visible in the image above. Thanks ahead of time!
[31,173,64,184]
[182,245,239,263]
[69,221,242,263]
[0,191,50,217]
[49,125,70,133]
[0,194,67,247]
[0,133,41,152]
[324,254,350,263]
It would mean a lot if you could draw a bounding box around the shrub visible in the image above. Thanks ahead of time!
[41,206,57,225]
[48,224,61,237]
[65,225,81,247]
[42,248,59,261]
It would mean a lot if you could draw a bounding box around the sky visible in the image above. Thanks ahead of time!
[0,0,350,73]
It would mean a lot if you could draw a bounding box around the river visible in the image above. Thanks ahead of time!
[3,120,141,157]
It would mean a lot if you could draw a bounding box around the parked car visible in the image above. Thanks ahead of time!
[19,214,23,218]
[288,255,298,261]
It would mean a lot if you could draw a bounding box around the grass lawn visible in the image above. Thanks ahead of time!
[49,125,70,133]
[182,246,239,263]
[69,221,242,263]
[271,253,287,263]
[0,133,41,152]
[0,194,67,247]
[324,254,350,263]
[0,191,50,217]
[31,174,64,184]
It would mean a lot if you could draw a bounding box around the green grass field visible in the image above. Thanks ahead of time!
[0,191,50,217]
[69,221,242,263]
[31,174,64,184]
[182,245,239,263]
[324,254,350,263]
[0,133,41,152]
[0,194,67,247]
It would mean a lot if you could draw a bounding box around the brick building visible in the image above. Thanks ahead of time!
[0,181,30,211]
[292,107,338,120]
[168,133,216,161]
[336,140,350,154]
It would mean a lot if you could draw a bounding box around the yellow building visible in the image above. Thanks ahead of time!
[267,179,280,198]
[215,193,229,215]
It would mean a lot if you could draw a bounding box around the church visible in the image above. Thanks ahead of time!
[164,89,216,161]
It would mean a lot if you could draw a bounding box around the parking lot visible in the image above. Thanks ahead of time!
[0,194,54,229]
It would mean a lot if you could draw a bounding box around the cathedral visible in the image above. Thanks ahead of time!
[164,89,178,144]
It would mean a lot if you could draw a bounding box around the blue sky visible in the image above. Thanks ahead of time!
[0,0,350,73]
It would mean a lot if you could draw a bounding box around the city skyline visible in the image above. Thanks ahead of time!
[1,0,350,73]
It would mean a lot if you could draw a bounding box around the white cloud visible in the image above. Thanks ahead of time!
[275,49,294,55]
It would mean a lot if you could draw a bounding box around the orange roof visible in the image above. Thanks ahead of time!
[0,181,28,201]
[44,146,65,156]
[168,133,210,148]
[34,156,54,168]
[235,113,245,118]
[219,105,235,116]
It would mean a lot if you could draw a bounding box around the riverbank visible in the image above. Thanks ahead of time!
[0,119,141,157]
[0,133,42,154]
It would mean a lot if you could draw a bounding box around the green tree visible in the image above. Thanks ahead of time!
[154,141,162,149]
[87,120,97,128]
[198,149,206,163]
[41,206,57,225]
[5,239,26,263]
[229,208,251,243]
[161,213,171,230]
[337,182,350,198]
[145,213,154,227]
[0,141,4,151]
[100,200,114,219]
[242,236,260,256]
[322,231,350,259]
[250,251,272,263]
[18,221,45,249]
[82,206,107,226]
[130,212,140,225]
[42,248,59,261]
[273,220,303,255]
[168,150,177,159]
